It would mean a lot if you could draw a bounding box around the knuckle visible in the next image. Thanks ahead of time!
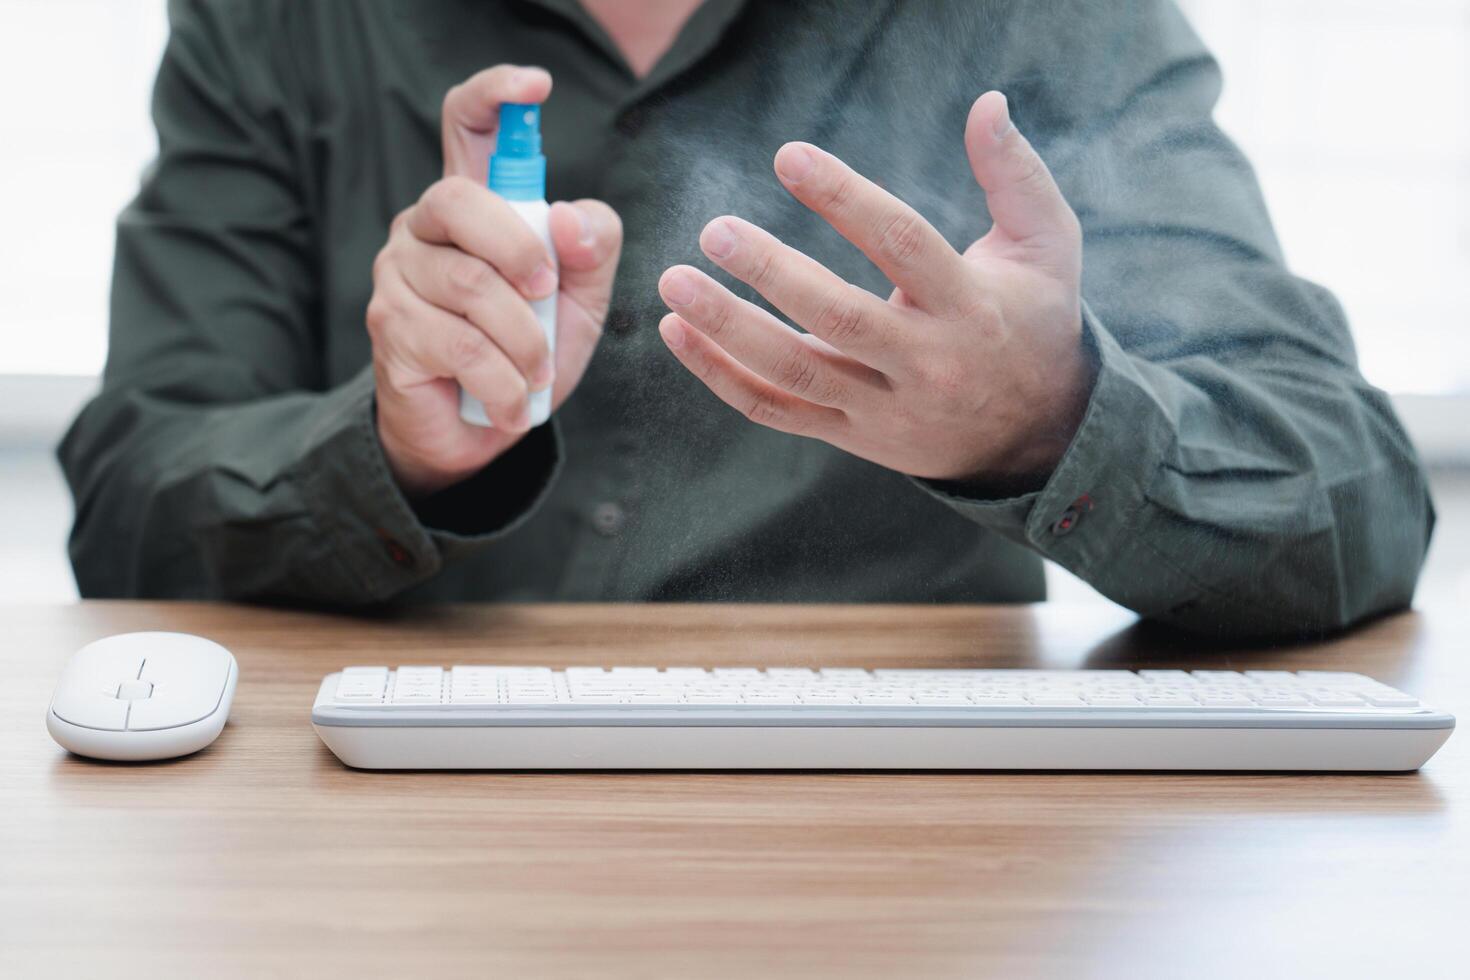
[816,172,855,215]
[772,347,820,398]
[743,388,786,428]
[489,383,528,418]
[813,288,867,346]
[1015,154,1052,194]
[371,246,395,282]
[746,248,779,291]
[694,351,723,387]
[447,329,494,374]
[364,296,394,337]
[874,209,926,266]
[701,297,735,339]
[447,255,495,297]
[425,176,473,217]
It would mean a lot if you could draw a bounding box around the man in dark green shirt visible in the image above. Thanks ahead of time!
[60,0,1434,638]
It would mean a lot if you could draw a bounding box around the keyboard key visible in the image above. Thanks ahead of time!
[857,692,915,705]
[1296,671,1375,686]
[1192,671,1246,683]
[742,691,802,704]
[1362,692,1420,708]
[819,669,873,682]
[1306,691,1367,707]
[1139,670,1195,684]
[970,694,1030,706]
[765,668,818,682]
[1027,694,1088,707]
[1253,693,1312,707]
[624,691,681,704]
[661,668,711,680]
[1142,694,1200,706]
[336,667,388,701]
[1245,671,1301,684]
[1197,692,1254,707]
[801,692,859,705]
[1083,694,1143,707]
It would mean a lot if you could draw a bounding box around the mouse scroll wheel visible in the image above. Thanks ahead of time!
[115,679,155,700]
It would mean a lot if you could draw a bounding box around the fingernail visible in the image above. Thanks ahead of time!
[993,93,1014,140]
[527,264,557,298]
[660,317,686,350]
[775,144,815,183]
[662,272,696,308]
[510,403,533,430]
[702,220,738,260]
[531,361,555,390]
[511,66,545,90]
[571,205,595,246]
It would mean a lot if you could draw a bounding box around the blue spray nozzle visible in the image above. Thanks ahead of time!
[489,102,546,200]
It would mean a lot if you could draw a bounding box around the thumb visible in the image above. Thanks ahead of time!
[549,199,624,326]
[441,65,552,181]
[964,91,1079,248]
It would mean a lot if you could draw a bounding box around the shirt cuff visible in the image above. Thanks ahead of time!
[912,301,1176,611]
[297,368,562,603]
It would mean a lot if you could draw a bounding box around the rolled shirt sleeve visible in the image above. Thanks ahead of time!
[919,301,1432,639]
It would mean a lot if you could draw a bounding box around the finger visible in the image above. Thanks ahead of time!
[658,314,845,439]
[441,65,552,181]
[696,216,902,369]
[659,265,880,409]
[771,142,973,316]
[964,91,1079,248]
[374,278,533,432]
[407,177,557,300]
[396,242,553,391]
[548,199,623,327]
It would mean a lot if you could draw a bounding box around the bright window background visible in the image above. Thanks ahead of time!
[0,0,167,376]
[0,0,1467,396]
[1179,0,1470,396]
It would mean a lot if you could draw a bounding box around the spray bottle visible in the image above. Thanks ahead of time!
[459,102,556,428]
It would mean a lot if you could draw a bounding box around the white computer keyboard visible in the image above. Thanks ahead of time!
[310,666,1454,772]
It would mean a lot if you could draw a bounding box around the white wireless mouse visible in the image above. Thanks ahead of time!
[46,632,238,761]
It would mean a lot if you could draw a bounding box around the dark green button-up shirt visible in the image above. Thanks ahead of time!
[60,0,1434,637]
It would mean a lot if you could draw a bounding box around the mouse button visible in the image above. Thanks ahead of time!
[51,688,130,730]
[51,641,146,730]
[130,648,231,731]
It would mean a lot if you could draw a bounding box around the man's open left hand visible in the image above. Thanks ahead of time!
[657,91,1094,484]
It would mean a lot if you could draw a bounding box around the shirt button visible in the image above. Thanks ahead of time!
[376,529,416,567]
[591,502,625,536]
[1049,494,1094,536]
[1050,507,1081,536]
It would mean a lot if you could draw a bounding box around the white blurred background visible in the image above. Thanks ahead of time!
[1,0,1467,603]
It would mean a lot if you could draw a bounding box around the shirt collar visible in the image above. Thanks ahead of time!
[518,0,750,96]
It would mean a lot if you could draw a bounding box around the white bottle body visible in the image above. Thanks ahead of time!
[458,197,556,428]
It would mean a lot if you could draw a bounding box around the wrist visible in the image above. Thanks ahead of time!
[973,313,1099,486]
[376,409,485,499]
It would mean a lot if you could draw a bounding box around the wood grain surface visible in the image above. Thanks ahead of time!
[1,601,1464,979]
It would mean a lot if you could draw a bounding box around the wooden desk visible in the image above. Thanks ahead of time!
[2,602,1464,978]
